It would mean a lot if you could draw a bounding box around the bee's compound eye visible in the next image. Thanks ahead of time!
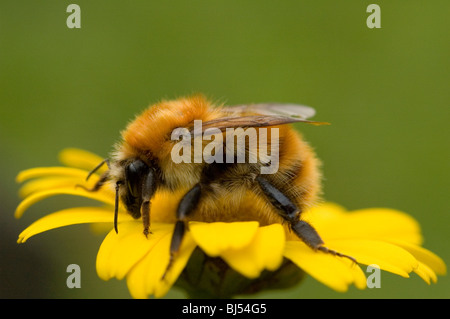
[125,159,148,197]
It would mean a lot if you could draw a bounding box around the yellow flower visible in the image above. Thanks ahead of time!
[15,148,446,298]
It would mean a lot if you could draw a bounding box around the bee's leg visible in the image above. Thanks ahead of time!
[162,183,202,280]
[256,176,356,263]
[140,170,157,237]
[114,181,122,234]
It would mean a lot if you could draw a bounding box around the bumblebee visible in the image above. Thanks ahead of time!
[86,95,354,274]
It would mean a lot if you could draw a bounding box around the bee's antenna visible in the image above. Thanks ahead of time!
[86,159,109,181]
[76,170,109,192]
[114,181,122,234]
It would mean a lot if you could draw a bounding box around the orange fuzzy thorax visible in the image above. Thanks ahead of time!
[121,95,222,160]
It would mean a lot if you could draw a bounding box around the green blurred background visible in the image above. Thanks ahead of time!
[1,1,448,298]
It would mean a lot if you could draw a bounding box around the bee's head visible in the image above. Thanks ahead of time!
[119,158,158,219]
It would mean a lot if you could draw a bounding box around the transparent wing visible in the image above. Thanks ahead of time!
[221,103,317,119]
[189,115,329,137]
[185,103,328,137]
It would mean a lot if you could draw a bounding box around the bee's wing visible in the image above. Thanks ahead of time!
[221,103,317,119]
[189,115,329,137]
[184,103,328,137]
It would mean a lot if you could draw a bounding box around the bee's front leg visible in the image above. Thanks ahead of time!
[141,169,157,237]
[162,183,202,280]
[256,176,356,263]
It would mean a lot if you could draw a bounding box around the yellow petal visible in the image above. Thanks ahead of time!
[96,222,173,281]
[325,239,419,277]
[284,241,366,292]
[126,228,196,298]
[15,187,115,219]
[189,221,259,256]
[390,240,447,277]
[89,222,115,235]
[352,263,368,290]
[154,232,196,298]
[19,177,80,198]
[308,207,423,245]
[413,262,438,284]
[19,175,107,198]
[58,148,107,172]
[17,207,131,243]
[302,202,347,221]
[16,167,91,183]
[221,224,285,278]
